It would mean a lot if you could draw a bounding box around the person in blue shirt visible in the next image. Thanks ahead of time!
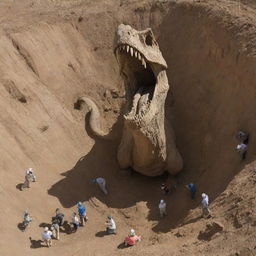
[77,202,87,226]
[186,183,196,199]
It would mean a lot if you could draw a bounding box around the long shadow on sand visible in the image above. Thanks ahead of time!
[29,237,45,249]
[48,110,254,233]
[48,112,177,230]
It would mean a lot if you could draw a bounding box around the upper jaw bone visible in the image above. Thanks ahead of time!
[118,44,147,69]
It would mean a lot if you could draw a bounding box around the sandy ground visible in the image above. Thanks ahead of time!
[1,0,256,255]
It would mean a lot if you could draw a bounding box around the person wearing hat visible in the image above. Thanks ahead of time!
[186,183,196,199]
[201,193,210,218]
[105,216,116,234]
[77,202,87,226]
[42,227,53,247]
[158,199,167,218]
[92,177,108,195]
[21,168,36,190]
[124,229,141,246]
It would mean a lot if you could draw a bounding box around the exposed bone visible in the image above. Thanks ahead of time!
[142,58,146,69]
[130,47,133,57]
[116,24,183,177]
[116,49,120,64]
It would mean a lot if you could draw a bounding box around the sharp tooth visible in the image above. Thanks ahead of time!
[122,45,125,50]
[116,49,120,64]
[119,46,122,51]
[130,47,134,57]
[138,53,141,60]
[142,58,146,69]
[135,51,137,58]
[126,45,129,52]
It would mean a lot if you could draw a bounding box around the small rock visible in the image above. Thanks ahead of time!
[104,107,112,112]
[175,230,185,237]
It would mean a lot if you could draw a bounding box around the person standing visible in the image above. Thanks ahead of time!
[105,216,116,234]
[77,202,87,226]
[158,199,167,218]
[55,208,64,226]
[51,217,60,240]
[236,143,248,160]
[201,193,210,218]
[21,168,36,190]
[42,227,53,247]
[92,177,108,195]
[70,212,80,232]
[22,211,32,231]
[186,183,196,199]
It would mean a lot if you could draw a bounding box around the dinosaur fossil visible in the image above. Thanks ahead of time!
[79,24,183,176]
[115,24,183,176]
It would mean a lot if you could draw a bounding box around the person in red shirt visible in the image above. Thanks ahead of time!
[124,229,141,246]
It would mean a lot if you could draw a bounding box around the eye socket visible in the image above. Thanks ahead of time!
[145,34,153,46]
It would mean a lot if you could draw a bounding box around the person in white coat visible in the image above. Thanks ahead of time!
[105,216,116,234]
[42,227,52,247]
[201,193,210,218]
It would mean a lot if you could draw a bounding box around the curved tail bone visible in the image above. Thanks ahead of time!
[77,96,109,137]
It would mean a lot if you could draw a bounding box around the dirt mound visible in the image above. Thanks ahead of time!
[1,0,256,255]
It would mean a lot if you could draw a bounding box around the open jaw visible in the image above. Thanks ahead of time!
[115,44,157,120]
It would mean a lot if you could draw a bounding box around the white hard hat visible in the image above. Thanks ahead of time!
[160,199,164,204]
[44,227,49,231]
[201,193,206,198]
[27,168,33,174]
[130,229,135,236]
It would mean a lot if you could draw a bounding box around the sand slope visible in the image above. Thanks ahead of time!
[1,0,256,255]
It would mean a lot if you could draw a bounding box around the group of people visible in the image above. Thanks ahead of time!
[24,204,141,247]
[161,182,210,218]
[20,170,141,248]
[21,129,246,249]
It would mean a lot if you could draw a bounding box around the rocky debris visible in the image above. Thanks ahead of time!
[230,247,255,256]
[103,107,112,112]
[175,229,186,238]
[198,221,224,241]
